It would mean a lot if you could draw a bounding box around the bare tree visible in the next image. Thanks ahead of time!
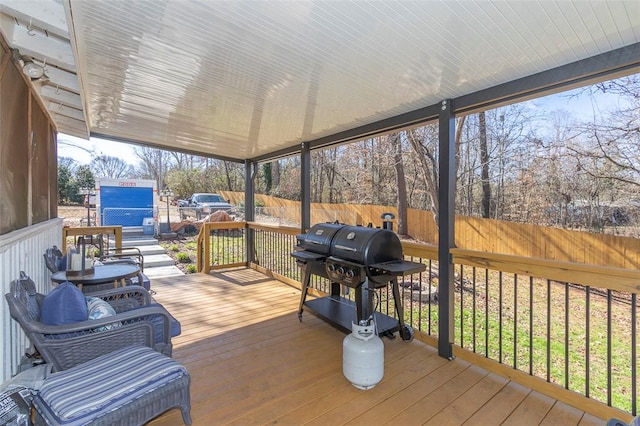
[406,116,466,225]
[479,111,491,218]
[134,147,173,187]
[91,155,132,179]
[390,132,408,235]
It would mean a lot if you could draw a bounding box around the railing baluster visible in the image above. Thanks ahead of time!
[472,266,477,353]
[499,271,503,364]
[586,286,590,399]
[632,293,637,416]
[565,282,569,389]
[429,260,433,335]
[514,273,518,370]
[547,279,551,383]
[607,289,612,407]
[485,268,489,357]
[460,264,464,348]
[529,276,533,376]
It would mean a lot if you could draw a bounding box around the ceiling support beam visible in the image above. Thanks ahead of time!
[300,142,311,233]
[437,99,455,361]
[455,42,640,115]
[89,132,245,163]
[244,160,256,265]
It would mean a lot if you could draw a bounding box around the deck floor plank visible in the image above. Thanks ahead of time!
[146,269,605,426]
[540,401,587,426]
[463,381,531,424]
[379,364,488,425]
[422,372,510,426]
[502,391,556,425]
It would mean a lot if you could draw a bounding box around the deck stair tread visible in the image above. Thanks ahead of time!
[112,230,184,277]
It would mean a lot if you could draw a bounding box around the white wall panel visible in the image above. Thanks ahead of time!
[0,219,62,382]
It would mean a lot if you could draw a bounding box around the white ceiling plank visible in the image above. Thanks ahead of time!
[52,115,89,139]
[47,101,84,121]
[40,85,81,109]
[8,21,74,70]
[0,0,69,38]
[42,65,79,92]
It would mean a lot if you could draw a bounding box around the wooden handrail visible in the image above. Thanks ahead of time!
[451,247,640,294]
[62,226,122,254]
[246,222,300,235]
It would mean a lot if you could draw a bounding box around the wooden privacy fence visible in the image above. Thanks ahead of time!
[219,191,640,269]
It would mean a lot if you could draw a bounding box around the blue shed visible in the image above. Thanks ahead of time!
[96,179,157,227]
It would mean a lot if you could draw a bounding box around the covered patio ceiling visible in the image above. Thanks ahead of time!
[1,0,639,162]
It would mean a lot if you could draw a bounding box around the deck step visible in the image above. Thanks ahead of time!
[143,265,184,279]
[136,244,167,256]
[142,254,176,268]
[120,236,159,247]
[113,230,183,277]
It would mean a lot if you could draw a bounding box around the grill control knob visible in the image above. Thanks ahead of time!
[337,267,345,275]
[328,263,336,272]
[345,269,355,279]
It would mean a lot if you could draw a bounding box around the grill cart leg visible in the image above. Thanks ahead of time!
[298,263,311,321]
[391,278,414,341]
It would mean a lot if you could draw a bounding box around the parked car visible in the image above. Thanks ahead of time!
[180,193,233,220]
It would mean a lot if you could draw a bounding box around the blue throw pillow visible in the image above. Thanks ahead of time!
[41,282,88,326]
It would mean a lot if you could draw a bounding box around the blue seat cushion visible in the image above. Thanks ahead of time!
[33,345,188,426]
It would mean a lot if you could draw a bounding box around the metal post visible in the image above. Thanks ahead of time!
[301,142,311,232]
[78,187,95,226]
[438,99,456,360]
[245,160,255,264]
[166,196,170,226]
[159,188,174,232]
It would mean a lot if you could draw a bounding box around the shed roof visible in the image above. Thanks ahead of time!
[1,0,639,161]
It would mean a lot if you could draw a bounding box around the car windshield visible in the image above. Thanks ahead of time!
[197,194,224,203]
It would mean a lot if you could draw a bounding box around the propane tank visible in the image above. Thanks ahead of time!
[343,319,384,390]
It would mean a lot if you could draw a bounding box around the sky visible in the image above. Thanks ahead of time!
[57,84,621,166]
[57,134,138,165]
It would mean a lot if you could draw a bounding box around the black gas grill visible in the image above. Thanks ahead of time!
[292,223,426,340]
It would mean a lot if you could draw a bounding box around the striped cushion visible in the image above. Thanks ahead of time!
[33,345,187,426]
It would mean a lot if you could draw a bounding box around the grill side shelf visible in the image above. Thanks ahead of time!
[369,260,426,276]
[290,251,326,262]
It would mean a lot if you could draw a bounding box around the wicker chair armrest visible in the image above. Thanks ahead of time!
[86,285,151,305]
[33,305,174,371]
[33,305,171,337]
[102,247,144,270]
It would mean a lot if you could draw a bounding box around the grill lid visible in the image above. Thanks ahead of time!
[298,223,346,255]
[330,225,402,266]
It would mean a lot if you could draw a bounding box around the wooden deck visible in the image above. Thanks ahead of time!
[148,269,604,426]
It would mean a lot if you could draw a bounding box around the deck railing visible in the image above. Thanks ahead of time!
[197,221,638,421]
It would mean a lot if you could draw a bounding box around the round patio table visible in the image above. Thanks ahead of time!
[51,263,140,291]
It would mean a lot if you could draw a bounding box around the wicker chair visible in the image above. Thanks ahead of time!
[43,245,64,273]
[5,276,173,372]
[92,246,153,293]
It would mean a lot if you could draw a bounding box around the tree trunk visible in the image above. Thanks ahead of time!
[391,133,408,236]
[479,111,491,218]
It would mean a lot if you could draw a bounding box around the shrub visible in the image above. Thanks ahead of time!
[176,252,190,263]
[186,264,197,274]
[170,244,179,252]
